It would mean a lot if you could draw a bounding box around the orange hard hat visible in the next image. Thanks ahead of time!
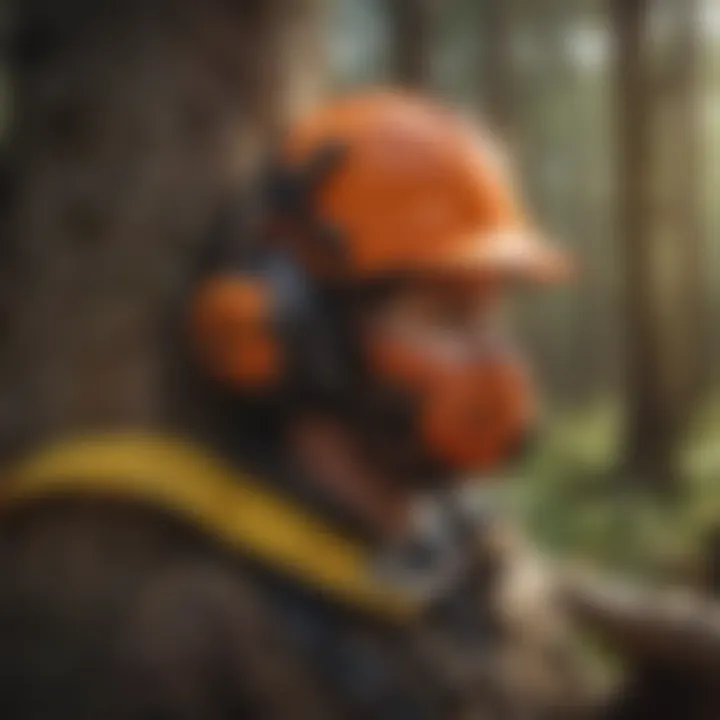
[280,90,570,284]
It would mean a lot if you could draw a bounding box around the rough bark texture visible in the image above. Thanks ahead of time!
[0,0,323,457]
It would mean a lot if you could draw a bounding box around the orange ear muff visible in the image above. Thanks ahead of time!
[190,276,283,391]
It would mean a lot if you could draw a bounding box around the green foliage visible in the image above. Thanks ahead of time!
[516,393,720,583]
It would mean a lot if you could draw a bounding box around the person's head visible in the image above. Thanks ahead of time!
[190,91,571,486]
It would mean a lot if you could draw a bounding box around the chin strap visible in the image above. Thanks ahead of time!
[2,433,420,623]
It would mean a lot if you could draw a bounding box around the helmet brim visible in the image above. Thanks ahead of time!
[431,229,574,285]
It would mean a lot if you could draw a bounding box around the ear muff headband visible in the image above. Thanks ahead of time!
[190,142,352,398]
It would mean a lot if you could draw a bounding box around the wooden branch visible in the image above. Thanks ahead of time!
[559,566,720,678]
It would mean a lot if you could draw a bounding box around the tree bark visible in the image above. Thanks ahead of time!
[387,0,434,88]
[0,0,323,457]
[613,0,678,493]
[477,0,515,141]
[665,0,703,427]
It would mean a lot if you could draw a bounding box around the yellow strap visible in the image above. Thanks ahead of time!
[2,433,418,622]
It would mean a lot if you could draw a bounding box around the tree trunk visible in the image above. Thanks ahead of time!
[477,0,515,141]
[613,0,678,493]
[664,0,703,426]
[387,0,434,88]
[0,0,323,457]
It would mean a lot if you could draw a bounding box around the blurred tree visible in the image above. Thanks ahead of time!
[477,0,515,139]
[502,0,609,402]
[613,0,682,493]
[661,0,703,423]
[387,0,435,87]
[0,0,324,456]
[612,0,662,488]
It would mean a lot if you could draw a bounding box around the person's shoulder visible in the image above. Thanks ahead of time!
[0,495,334,718]
[124,545,335,718]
